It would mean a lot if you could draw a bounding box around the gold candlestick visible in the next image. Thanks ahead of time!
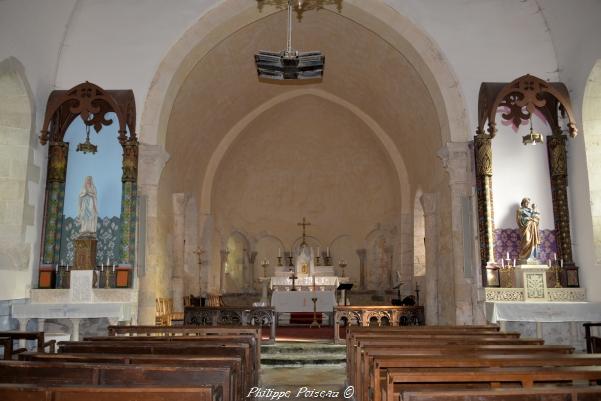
[261,258,270,278]
[310,297,320,328]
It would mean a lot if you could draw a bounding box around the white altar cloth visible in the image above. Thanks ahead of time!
[486,301,601,324]
[270,276,339,289]
[271,290,336,313]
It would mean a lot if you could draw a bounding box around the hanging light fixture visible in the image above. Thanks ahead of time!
[76,115,98,154]
[254,0,325,80]
[522,114,544,146]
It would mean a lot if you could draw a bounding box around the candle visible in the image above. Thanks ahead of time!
[554,253,557,261]
[501,259,504,267]
[560,259,564,268]
[513,259,516,267]
[101,264,104,271]
[506,252,509,260]
[106,257,110,266]
[55,264,58,272]
[317,247,320,256]
[327,247,330,257]
[112,264,116,272]
[66,264,69,272]
[548,259,551,268]
[278,248,281,257]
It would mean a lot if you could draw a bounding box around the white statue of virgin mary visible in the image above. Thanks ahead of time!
[78,176,98,235]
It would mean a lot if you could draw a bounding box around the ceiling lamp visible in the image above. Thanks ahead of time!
[254,0,325,80]
[76,115,98,154]
[522,115,544,146]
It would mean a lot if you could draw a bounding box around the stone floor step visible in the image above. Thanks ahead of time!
[261,343,346,355]
[261,353,346,366]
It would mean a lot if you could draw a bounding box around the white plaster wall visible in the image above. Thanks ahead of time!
[491,115,554,230]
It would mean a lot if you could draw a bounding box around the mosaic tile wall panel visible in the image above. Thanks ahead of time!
[60,217,122,265]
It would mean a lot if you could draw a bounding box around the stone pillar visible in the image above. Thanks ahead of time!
[399,213,414,286]
[172,193,186,313]
[421,193,439,325]
[137,144,170,325]
[245,251,257,293]
[356,249,367,290]
[439,142,479,324]
[219,249,229,293]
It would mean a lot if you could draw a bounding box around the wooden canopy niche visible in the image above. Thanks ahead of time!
[474,74,579,287]
[39,82,139,273]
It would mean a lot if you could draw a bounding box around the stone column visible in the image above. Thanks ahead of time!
[356,249,367,290]
[172,193,186,313]
[137,144,170,325]
[398,213,414,287]
[421,193,439,325]
[245,251,257,293]
[219,249,229,293]
[439,142,479,324]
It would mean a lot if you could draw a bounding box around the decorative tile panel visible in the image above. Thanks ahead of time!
[60,216,121,265]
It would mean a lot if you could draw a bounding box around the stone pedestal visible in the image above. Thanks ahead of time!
[516,264,550,302]
[74,236,97,270]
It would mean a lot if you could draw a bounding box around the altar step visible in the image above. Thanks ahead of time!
[261,342,346,367]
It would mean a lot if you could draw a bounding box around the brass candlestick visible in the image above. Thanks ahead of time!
[315,256,321,265]
[500,259,515,288]
[310,297,321,328]
[277,256,283,267]
[261,258,270,278]
[104,268,111,288]
[324,256,332,266]
[549,261,563,288]
[338,259,347,277]
[287,256,294,267]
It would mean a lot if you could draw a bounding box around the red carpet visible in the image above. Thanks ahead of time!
[289,312,323,325]
[261,326,336,341]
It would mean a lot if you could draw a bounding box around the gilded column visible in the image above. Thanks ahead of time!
[473,131,494,275]
[120,140,138,265]
[547,131,574,265]
[42,142,69,264]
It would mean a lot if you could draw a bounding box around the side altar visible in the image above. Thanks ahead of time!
[12,270,137,341]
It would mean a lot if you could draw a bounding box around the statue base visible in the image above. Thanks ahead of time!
[74,235,97,270]
[516,264,550,302]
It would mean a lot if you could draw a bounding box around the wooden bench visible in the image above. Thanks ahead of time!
[57,340,254,395]
[0,360,228,401]
[370,353,601,401]
[0,331,55,359]
[20,352,243,400]
[67,336,258,384]
[399,386,601,401]
[385,366,601,401]
[0,383,217,401]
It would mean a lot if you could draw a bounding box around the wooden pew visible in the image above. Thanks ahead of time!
[0,331,55,359]
[0,383,217,401]
[85,333,260,372]
[399,386,601,401]
[371,353,601,401]
[0,337,11,360]
[0,360,228,401]
[57,340,254,394]
[349,336,561,393]
[20,352,243,400]
[385,366,601,401]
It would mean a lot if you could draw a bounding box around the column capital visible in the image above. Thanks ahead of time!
[420,192,438,216]
[138,143,170,188]
[438,142,472,187]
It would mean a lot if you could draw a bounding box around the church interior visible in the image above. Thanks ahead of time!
[1,0,601,399]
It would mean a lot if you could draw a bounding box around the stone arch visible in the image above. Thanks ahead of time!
[200,89,411,215]
[138,0,469,150]
[0,57,37,278]
[583,59,601,266]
